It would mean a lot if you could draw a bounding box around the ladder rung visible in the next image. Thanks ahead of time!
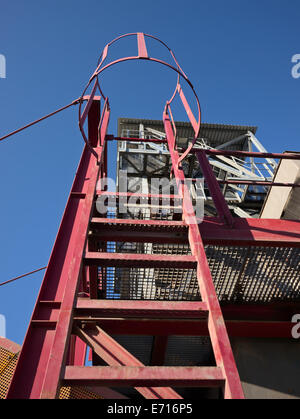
[63,366,225,387]
[89,218,188,243]
[89,229,188,244]
[123,203,182,210]
[75,298,209,319]
[84,252,197,268]
[96,191,181,200]
[90,218,187,230]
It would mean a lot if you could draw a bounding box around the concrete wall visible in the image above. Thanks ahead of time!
[231,338,300,399]
[261,156,300,219]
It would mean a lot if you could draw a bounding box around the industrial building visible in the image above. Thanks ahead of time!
[1,33,300,399]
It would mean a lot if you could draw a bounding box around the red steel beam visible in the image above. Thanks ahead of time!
[92,319,205,336]
[99,102,110,147]
[196,150,234,225]
[75,298,208,319]
[75,325,182,399]
[84,252,197,269]
[75,299,297,320]
[74,300,296,338]
[7,102,102,399]
[67,336,87,366]
[80,82,98,127]
[196,149,300,160]
[91,319,294,338]
[222,302,299,321]
[200,218,300,247]
[89,217,300,247]
[88,100,100,147]
[177,85,199,135]
[63,366,225,387]
[150,336,168,366]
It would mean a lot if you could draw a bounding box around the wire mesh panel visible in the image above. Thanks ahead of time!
[95,241,200,301]
[206,245,300,303]
[0,347,19,399]
[164,336,215,367]
[59,386,103,399]
[112,335,154,365]
[0,343,103,400]
[93,240,300,303]
[104,266,200,301]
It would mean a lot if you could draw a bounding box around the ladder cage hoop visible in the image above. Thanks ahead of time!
[78,33,201,161]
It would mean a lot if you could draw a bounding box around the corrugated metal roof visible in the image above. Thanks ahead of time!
[118,117,257,149]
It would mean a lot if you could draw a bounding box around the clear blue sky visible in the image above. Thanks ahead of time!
[0,0,300,345]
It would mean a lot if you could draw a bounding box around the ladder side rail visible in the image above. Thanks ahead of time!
[164,111,244,399]
[7,102,102,399]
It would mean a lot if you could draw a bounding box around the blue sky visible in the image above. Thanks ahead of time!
[0,0,300,345]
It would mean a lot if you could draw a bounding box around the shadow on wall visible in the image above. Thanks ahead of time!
[231,337,300,399]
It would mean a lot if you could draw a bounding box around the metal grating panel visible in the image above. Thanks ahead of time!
[0,342,102,399]
[112,335,214,367]
[164,336,215,367]
[112,335,154,365]
[98,241,200,301]
[110,267,200,301]
[94,240,300,303]
[206,245,300,303]
[59,386,103,399]
[0,347,19,399]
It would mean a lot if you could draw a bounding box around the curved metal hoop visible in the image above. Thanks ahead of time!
[78,33,201,162]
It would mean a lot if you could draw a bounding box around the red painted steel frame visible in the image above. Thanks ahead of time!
[89,217,300,247]
[7,101,103,399]
[199,149,300,160]
[8,33,300,400]
[73,299,297,339]
[196,150,234,225]
[164,110,244,399]
[90,319,294,339]
[73,300,296,339]
[63,366,225,388]
[74,325,182,399]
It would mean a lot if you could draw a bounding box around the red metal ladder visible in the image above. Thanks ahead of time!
[6,104,243,399]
